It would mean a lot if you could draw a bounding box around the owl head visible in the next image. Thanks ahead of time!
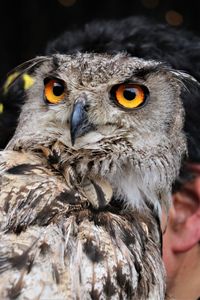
[7,52,196,215]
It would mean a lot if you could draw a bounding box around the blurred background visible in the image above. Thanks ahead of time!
[1,0,200,80]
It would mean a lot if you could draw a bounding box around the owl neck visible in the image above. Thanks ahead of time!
[42,142,169,221]
[7,139,171,220]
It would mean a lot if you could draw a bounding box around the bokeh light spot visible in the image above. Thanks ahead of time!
[0,103,4,113]
[58,0,76,7]
[141,0,159,9]
[165,10,183,26]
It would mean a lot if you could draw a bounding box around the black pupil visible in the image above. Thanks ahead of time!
[123,87,136,101]
[53,82,64,96]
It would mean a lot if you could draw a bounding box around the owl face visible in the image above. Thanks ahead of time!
[8,53,187,211]
[10,53,184,147]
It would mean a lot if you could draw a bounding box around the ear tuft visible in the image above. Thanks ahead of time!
[170,69,200,165]
[4,56,50,92]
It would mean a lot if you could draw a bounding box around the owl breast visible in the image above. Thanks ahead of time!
[0,150,165,300]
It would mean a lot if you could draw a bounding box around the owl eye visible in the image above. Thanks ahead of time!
[111,83,148,109]
[44,78,65,104]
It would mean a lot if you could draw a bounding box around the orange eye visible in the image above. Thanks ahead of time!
[111,83,148,109]
[44,79,65,104]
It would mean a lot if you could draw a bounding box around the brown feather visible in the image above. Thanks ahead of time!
[0,150,165,299]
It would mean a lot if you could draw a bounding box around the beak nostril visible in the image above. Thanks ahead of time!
[84,104,90,112]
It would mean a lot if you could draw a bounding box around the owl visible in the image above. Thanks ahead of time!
[0,51,194,300]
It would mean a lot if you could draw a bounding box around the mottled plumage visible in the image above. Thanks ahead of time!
[0,149,164,300]
[0,52,193,299]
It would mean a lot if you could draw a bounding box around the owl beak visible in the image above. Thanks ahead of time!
[70,97,93,146]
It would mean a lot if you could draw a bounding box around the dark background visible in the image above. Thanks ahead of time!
[1,0,200,80]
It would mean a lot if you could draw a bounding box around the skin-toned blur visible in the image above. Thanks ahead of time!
[163,164,200,300]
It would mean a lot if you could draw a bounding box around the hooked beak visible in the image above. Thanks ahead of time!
[70,96,94,146]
